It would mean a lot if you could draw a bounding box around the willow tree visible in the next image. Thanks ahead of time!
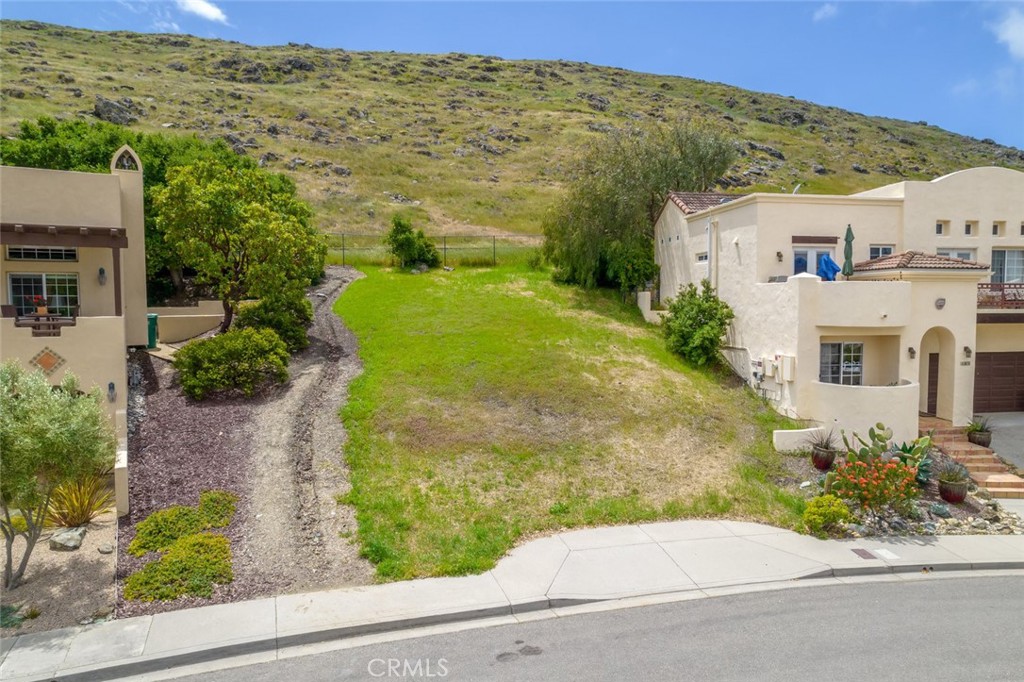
[543,120,736,292]
[155,160,326,332]
[0,363,115,589]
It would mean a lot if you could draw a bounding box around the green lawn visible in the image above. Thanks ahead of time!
[335,265,804,579]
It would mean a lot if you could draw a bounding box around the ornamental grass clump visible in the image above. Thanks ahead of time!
[830,459,919,515]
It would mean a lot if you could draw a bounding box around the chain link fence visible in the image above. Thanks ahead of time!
[325,234,543,268]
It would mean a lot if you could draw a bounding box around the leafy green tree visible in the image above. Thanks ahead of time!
[663,280,735,366]
[0,117,251,296]
[544,120,736,291]
[0,362,116,589]
[154,160,326,332]
[384,215,441,268]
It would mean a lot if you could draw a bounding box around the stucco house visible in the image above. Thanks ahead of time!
[0,146,147,515]
[652,166,1024,448]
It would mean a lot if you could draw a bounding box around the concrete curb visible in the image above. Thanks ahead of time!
[3,522,1023,682]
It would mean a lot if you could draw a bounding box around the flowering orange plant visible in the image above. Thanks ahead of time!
[830,459,918,514]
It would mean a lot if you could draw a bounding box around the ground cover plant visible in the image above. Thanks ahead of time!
[335,264,804,579]
[124,490,238,601]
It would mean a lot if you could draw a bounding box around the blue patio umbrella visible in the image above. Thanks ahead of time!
[842,224,855,278]
[817,253,841,281]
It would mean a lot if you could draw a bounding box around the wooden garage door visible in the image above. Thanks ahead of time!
[974,352,1024,412]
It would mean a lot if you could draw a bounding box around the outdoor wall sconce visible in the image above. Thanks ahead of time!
[964,346,972,358]
[908,347,917,359]
[776,251,783,262]
[107,381,116,403]
[935,298,946,309]
[98,267,107,285]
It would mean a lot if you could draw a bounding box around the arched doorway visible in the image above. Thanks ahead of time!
[919,326,956,419]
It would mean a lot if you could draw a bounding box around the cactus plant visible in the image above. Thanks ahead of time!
[895,436,933,487]
[841,422,894,464]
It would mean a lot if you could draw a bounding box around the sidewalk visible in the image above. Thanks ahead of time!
[2,520,1023,681]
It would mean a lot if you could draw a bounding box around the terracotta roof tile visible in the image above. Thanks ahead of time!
[854,250,989,272]
[667,192,744,215]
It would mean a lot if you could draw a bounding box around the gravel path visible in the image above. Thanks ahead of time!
[117,266,372,619]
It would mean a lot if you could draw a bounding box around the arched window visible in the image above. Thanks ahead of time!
[115,150,139,171]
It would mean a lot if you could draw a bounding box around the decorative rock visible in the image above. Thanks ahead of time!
[971,519,989,530]
[98,543,114,555]
[929,503,951,518]
[50,527,86,551]
[922,522,937,534]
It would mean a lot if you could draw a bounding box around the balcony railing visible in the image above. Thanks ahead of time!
[978,283,1024,309]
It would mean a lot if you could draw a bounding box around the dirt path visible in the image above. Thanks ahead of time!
[118,266,372,619]
[242,266,374,591]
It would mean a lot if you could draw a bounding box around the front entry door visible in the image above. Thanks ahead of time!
[926,353,939,415]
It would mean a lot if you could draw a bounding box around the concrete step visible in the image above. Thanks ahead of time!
[986,489,1024,499]
[962,463,1008,474]
[920,428,964,438]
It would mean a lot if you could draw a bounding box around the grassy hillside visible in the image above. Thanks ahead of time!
[3,19,1023,236]
[336,265,804,578]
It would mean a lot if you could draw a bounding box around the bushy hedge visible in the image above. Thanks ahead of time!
[173,328,289,400]
[663,280,734,366]
[234,293,313,352]
[384,215,440,268]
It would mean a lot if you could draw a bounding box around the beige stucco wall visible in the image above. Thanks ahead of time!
[113,159,148,347]
[0,166,123,228]
[897,167,1024,273]
[976,323,1024,352]
[2,248,117,316]
[148,300,225,343]
[0,317,128,441]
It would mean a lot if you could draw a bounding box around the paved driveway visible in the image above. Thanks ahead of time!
[979,412,1024,471]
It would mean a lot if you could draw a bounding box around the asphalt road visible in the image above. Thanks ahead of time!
[176,577,1023,682]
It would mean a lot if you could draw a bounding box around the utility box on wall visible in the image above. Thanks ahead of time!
[778,355,796,382]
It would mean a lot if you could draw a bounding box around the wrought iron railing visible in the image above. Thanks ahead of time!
[977,282,1024,309]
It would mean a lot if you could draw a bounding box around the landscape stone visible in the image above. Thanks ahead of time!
[50,527,86,551]
[98,543,114,555]
[93,96,136,125]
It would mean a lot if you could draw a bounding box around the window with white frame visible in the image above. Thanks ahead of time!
[793,248,834,275]
[869,244,894,260]
[696,252,709,263]
[7,273,79,316]
[937,248,975,261]
[6,246,78,261]
[992,250,1024,283]
[820,342,863,386]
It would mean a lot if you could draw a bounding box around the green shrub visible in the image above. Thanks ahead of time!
[384,215,440,268]
[173,327,289,400]
[46,474,113,527]
[129,505,204,556]
[198,490,238,527]
[123,533,233,601]
[803,494,852,538]
[663,279,735,366]
[234,293,313,353]
[129,490,238,555]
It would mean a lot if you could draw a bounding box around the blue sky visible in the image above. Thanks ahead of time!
[5,1,1024,148]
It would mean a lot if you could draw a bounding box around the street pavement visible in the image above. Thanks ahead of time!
[173,576,1024,682]
[1,520,1023,681]
[981,412,1024,471]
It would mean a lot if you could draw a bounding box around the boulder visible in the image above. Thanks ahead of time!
[50,527,86,551]
[94,96,136,125]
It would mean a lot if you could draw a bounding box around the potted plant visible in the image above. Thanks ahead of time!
[965,417,992,448]
[30,294,48,315]
[937,461,971,504]
[806,428,840,471]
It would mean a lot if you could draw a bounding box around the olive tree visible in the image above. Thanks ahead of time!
[544,120,736,292]
[155,160,326,333]
[0,362,115,589]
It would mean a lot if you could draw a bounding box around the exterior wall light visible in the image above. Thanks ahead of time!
[107,381,116,402]
[776,251,783,262]
[935,298,946,309]
[964,346,972,358]
[98,267,107,285]
[908,347,917,359]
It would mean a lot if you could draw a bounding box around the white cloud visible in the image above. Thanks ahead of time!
[950,78,980,97]
[175,0,228,24]
[813,3,838,23]
[992,7,1024,61]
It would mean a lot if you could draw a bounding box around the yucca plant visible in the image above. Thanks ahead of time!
[46,475,113,528]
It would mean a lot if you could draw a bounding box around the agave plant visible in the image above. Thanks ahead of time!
[895,436,933,487]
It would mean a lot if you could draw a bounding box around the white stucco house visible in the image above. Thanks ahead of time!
[652,167,1024,445]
